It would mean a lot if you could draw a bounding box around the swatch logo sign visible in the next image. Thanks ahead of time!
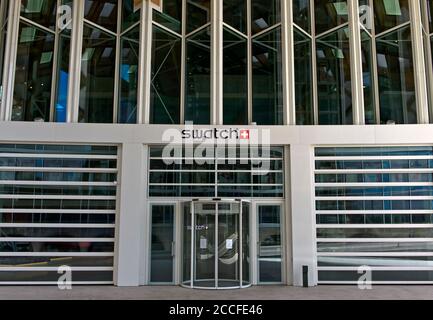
[181,128,250,141]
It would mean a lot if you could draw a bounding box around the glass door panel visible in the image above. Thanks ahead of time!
[217,202,240,288]
[258,205,282,283]
[150,205,175,283]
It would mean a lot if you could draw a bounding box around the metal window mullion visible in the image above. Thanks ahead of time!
[113,0,122,124]
[281,0,295,125]
[139,0,152,124]
[311,1,319,124]
[1,0,20,121]
[420,0,433,123]
[49,0,62,123]
[211,0,223,125]
[247,0,252,124]
[348,0,365,125]
[67,0,85,123]
[180,0,187,124]
[409,0,430,124]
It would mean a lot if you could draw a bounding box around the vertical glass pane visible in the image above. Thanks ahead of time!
[122,0,140,31]
[185,27,211,124]
[79,25,116,123]
[376,26,417,124]
[152,0,182,34]
[374,0,410,34]
[293,0,311,33]
[251,0,281,35]
[294,29,313,125]
[223,28,248,125]
[242,202,250,285]
[187,0,211,34]
[54,30,71,123]
[150,26,181,124]
[182,203,191,285]
[0,0,9,105]
[315,0,348,35]
[428,0,433,32]
[12,23,54,122]
[361,31,376,125]
[118,26,139,124]
[20,0,57,30]
[150,205,174,283]
[84,0,118,32]
[223,0,247,34]
[258,205,282,283]
[252,27,283,125]
[316,27,353,125]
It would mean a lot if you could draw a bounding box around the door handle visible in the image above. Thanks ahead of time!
[171,241,175,257]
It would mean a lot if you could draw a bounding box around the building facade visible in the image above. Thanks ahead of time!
[1,0,433,287]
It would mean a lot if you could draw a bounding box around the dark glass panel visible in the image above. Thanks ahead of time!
[376,26,416,124]
[185,27,211,124]
[12,23,55,122]
[251,0,281,35]
[0,271,113,282]
[84,0,118,32]
[118,26,139,124]
[294,29,313,125]
[361,31,376,124]
[223,28,248,125]
[20,0,56,30]
[316,27,353,125]
[252,27,283,125]
[153,0,182,34]
[79,25,116,123]
[187,0,211,34]
[223,0,247,34]
[150,26,181,124]
[293,0,311,33]
[122,0,141,31]
[0,0,9,106]
[0,256,113,267]
[54,30,71,123]
[374,0,410,34]
[315,0,348,35]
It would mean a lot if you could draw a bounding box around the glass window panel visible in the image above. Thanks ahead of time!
[223,27,248,125]
[122,0,140,31]
[185,27,211,124]
[293,0,311,33]
[20,0,57,30]
[376,26,417,124]
[186,0,211,34]
[54,30,71,123]
[361,31,376,124]
[84,0,118,32]
[150,26,181,124]
[223,0,247,34]
[79,24,116,123]
[294,29,313,125]
[251,0,281,35]
[153,0,182,34]
[316,27,353,125]
[315,0,348,35]
[374,0,410,34]
[12,23,55,122]
[118,26,139,124]
[0,0,9,106]
[252,27,283,125]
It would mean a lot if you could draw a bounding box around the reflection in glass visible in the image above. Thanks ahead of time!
[12,23,55,122]
[252,27,283,125]
[153,0,182,34]
[314,0,348,35]
[376,26,416,124]
[374,0,410,34]
[316,27,353,125]
[258,205,282,283]
[54,30,71,123]
[185,27,211,124]
[293,0,311,33]
[118,26,139,124]
[84,0,118,32]
[122,0,141,31]
[223,28,248,125]
[187,0,211,34]
[150,26,181,124]
[79,25,116,123]
[361,31,376,124]
[150,205,175,283]
[294,29,313,125]
[251,0,281,35]
[223,0,247,34]
[20,0,57,30]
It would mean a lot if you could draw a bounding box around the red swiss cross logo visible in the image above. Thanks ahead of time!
[240,129,250,140]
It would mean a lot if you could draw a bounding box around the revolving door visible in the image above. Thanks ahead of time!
[182,200,251,289]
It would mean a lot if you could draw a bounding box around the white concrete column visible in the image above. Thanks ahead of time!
[290,144,317,287]
[348,0,365,125]
[114,143,147,286]
[410,0,430,124]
